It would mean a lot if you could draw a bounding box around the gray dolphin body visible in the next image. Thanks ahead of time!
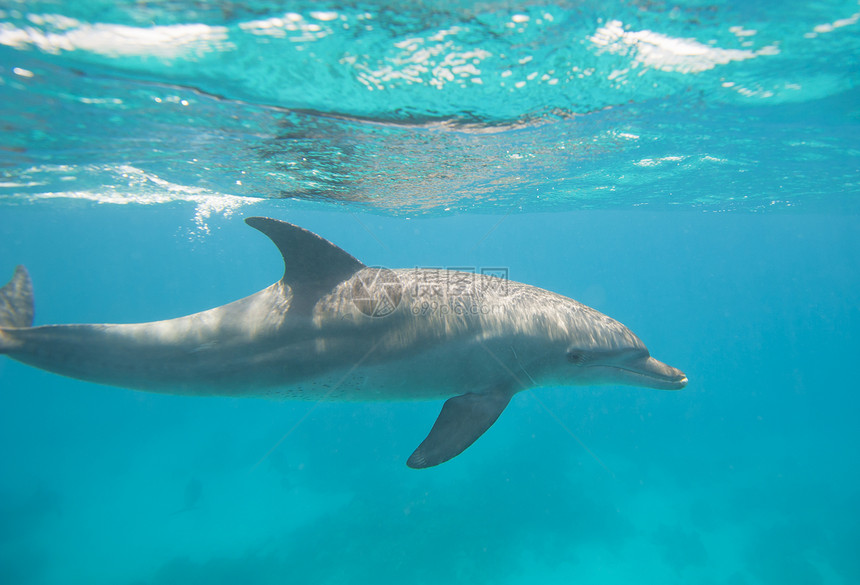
[0,218,686,467]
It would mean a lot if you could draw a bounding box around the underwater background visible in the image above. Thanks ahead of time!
[1,1,859,584]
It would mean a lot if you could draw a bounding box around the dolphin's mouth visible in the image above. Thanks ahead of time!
[594,356,687,390]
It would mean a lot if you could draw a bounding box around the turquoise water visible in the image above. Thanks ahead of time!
[1,1,859,584]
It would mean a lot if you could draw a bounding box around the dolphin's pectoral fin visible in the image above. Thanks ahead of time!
[245,217,366,314]
[407,388,513,469]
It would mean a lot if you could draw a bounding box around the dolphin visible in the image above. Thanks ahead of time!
[0,218,687,468]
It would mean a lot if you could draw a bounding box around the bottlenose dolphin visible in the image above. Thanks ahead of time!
[0,218,686,468]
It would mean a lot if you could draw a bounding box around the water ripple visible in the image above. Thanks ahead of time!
[0,0,858,212]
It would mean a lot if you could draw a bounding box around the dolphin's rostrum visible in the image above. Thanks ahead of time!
[0,218,687,468]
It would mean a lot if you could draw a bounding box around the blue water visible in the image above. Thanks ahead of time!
[1,1,859,584]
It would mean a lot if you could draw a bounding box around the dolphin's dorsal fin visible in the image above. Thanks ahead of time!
[407,387,514,469]
[245,217,365,314]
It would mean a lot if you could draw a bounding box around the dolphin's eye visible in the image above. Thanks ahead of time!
[566,351,585,365]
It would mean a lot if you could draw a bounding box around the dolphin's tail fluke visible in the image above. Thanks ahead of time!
[0,266,33,353]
